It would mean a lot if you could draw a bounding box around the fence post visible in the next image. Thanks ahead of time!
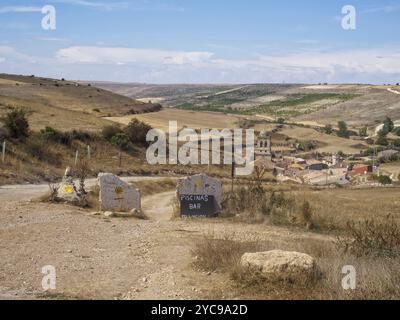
[1,141,5,164]
[87,145,91,160]
[75,150,79,166]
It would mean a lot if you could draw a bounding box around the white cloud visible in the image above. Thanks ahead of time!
[36,37,69,42]
[49,0,129,10]
[2,45,400,84]
[0,6,42,13]
[56,46,214,65]
[363,5,400,14]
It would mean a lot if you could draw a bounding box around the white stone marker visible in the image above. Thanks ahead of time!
[98,173,141,212]
[177,174,223,216]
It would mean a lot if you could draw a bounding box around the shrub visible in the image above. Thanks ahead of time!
[323,124,333,135]
[40,126,61,141]
[68,130,92,142]
[0,126,9,141]
[39,127,91,145]
[1,108,30,139]
[25,138,62,166]
[336,216,400,257]
[124,119,152,146]
[376,130,389,146]
[110,133,131,150]
[337,121,349,138]
[102,125,123,141]
[378,175,392,185]
[359,127,368,137]
[192,234,265,272]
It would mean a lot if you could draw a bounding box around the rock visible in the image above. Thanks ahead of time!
[240,250,319,283]
[57,178,80,203]
[55,168,86,205]
[98,173,141,212]
[177,174,223,217]
[177,174,223,209]
[104,211,115,217]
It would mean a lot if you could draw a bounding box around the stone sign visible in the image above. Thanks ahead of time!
[177,174,223,217]
[98,173,141,212]
[56,167,80,203]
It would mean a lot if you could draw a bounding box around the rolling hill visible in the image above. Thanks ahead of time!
[94,82,400,128]
[0,74,160,132]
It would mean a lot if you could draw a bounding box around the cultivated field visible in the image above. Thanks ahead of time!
[105,108,243,131]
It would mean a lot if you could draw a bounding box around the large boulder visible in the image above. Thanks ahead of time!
[98,173,141,212]
[240,250,319,283]
[177,174,223,213]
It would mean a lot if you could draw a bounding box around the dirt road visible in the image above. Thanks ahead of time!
[0,177,330,300]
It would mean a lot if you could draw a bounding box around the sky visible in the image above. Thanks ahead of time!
[0,0,399,84]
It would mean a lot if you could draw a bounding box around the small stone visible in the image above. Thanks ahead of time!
[142,277,148,283]
[104,211,115,217]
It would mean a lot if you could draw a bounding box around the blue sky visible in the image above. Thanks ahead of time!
[0,0,399,83]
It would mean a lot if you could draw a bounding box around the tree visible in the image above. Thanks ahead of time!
[376,130,389,146]
[383,116,394,133]
[323,124,333,135]
[359,126,368,137]
[124,119,152,146]
[110,133,131,151]
[277,118,285,125]
[337,121,350,138]
[0,108,30,140]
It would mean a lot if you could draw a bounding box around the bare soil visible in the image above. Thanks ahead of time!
[0,177,329,300]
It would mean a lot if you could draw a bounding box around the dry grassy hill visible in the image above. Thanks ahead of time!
[96,82,400,128]
[0,74,160,132]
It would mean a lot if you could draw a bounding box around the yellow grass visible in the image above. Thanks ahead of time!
[280,126,367,154]
[105,108,242,131]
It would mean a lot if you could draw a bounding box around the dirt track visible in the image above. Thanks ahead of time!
[0,177,330,300]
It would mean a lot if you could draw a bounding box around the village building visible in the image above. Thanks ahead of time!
[255,131,272,160]
[307,162,329,171]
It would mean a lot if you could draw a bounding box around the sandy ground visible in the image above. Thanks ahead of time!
[0,177,329,300]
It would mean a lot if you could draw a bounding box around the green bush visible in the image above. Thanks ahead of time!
[378,175,392,185]
[124,119,152,146]
[337,121,350,138]
[1,108,30,140]
[110,133,131,151]
[323,124,333,135]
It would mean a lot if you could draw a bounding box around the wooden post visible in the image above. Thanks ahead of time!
[1,141,5,164]
[231,160,235,196]
[87,145,91,160]
[75,150,79,165]
[119,152,122,167]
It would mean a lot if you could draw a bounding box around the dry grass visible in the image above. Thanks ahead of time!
[296,187,400,232]
[222,184,315,229]
[335,215,400,257]
[192,234,400,300]
[280,126,368,154]
[131,178,177,196]
[105,108,242,131]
